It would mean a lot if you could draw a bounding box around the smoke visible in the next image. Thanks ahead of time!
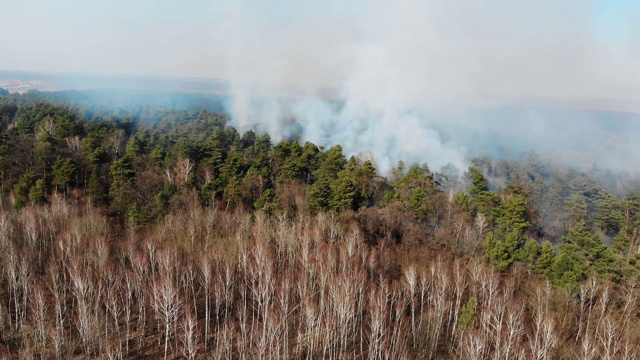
[219,0,640,174]
[3,0,640,174]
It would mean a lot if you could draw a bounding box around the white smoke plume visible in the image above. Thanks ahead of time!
[3,0,639,174]
[218,0,640,174]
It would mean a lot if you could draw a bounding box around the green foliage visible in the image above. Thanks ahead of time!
[109,177,133,215]
[298,142,321,182]
[155,182,175,211]
[200,179,218,205]
[13,169,37,210]
[589,245,622,282]
[565,194,589,225]
[484,184,530,272]
[111,154,135,180]
[521,239,541,265]
[454,191,472,214]
[52,157,76,192]
[485,232,520,272]
[384,165,443,222]
[330,173,357,212]
[612,233,631,254]
[551,243,586,288]
[408,188,426,214]
[593,192,622,234]
[563,220,599,250]
[254,188,278,214]
[307,178,332,213]
[462,167,499,219]
[457,296,477,331]
[315,145,346,180]
[5,91,640,291]
[88,170,107,205]
[29,179,47,204]
[494,192,529,234]
[127,203,149,226]
[223,176,242,208]
[353,160,377,206]
[149,146,165,166]
[468,167,489,196]
[534,241,556,277]
[240,166,268,206]
[381,190,400,206]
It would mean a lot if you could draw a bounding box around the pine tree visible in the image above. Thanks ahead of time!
[534,241,556,277]
[593,192,622,234]
[612,233,631,254]
[330,172,357,212]
[52,157,76,194]
[457,296,477,331]
[12,169,37,210]
[484,232,513,272]
[88,170,107,205]
[307,178,332,213]
[29,179,47,204]
[551,243,586,288]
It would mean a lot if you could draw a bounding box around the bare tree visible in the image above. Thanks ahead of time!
[403,266,418,348]
[174,157,195,185]
[578,332,600,360]
[198,251,213,350]
[461,331,487,360]
[30,282,48,356]
[528,283,557,360]
[150,274,183,360]
[179,310,199,360]
[65,136,83,152]
[598,318,621,360]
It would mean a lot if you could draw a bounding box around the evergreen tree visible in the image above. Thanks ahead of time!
[315,145,346,180]
[484,232,513,272]
[565,193,589,226]
[330,172,357,212]
[551,243,586,288]
[534,241,556,277]
[254,188,278,214]
[484,185,530,272]
[12,169,37,209]
[612,233,631,255]
[88,170,107,205]
[52,157,76,194]
[307,178,332,213]
[521,239,541,266]
[466,167,499,218]
[29,179,47,204]
[353,160,377,206]
[593,192,622,234]
[457,296,477,331]
[590,246,622,282]
[109,177,133,215]
[298,141,320,181]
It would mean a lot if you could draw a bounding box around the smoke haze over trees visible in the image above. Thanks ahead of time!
[0,91,639,358]
[1,0,640,358]
[2,1,640,175]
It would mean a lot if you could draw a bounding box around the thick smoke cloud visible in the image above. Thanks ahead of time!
[221,0,640,174]
[3,0,639,174]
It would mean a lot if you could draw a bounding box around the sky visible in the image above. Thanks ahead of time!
[2,0,640,174]
[1,0,639,101]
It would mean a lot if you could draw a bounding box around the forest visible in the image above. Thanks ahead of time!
[0,88,639,359]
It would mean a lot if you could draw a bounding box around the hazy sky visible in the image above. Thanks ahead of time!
[1,0,639,100]
[3,0,640,174]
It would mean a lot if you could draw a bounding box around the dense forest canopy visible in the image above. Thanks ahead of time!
[0,88,639,359]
